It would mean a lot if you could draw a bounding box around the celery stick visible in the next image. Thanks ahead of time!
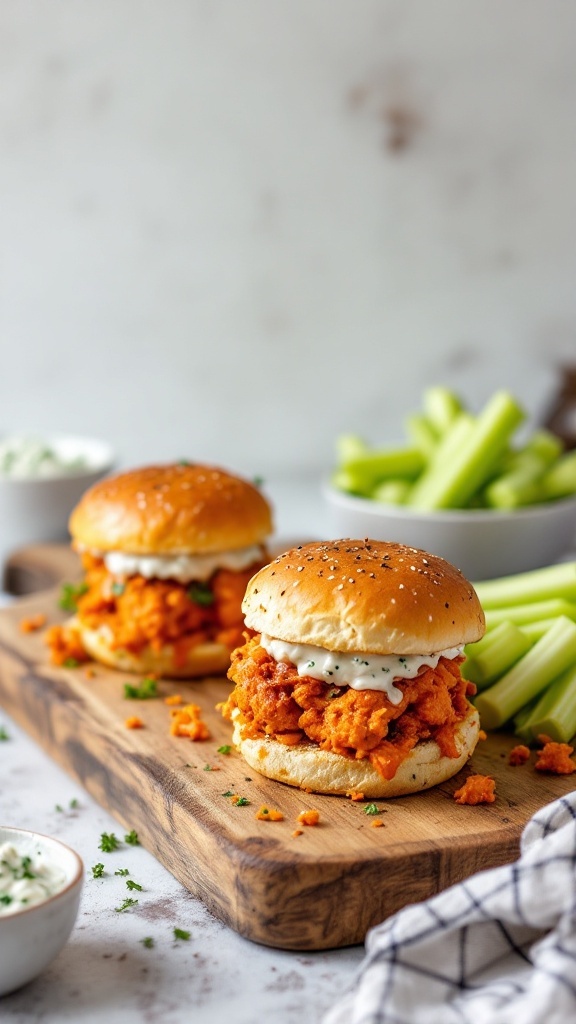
[405,413,438,459]
[484,451,550,509]
[474,561,576,608]
[331,469,374,498]
[341,447,425,485]
[542,450,576,499]
[523,661,576,743]
[373,479,410,505]
[422,386,463,435]
[520,618,559,642]
[462,621,533,690]
[513,698,540,742]
[407,391,525,510]
[336,434,368,463]
[520,429,564,464]
[474,616,576,730]
[485,599,576,631]
[405,413,474,509]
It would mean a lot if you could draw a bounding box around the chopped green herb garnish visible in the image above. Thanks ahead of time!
[141,936,154,948]
[99,832,120,853]
[124,677,158,700]
[115,868,130,877]
[253,476,265,488]
[55,804,64,813]
[178,459,190,466]
[0,726,10,741]
[221,790,234,798]
[234,796,250,807]
[364,803,380,816]
[91,863,105,879]
[173,927,191,941]
[63,658,80,668]
[0,894,13,905]
[69,798,79,810]
[115,897,138,913]
[187,582,214,607]
[217,745,232,755]
[126,879,143,892]
[124,830,140,846]
[58,581,88,612]
[111,582,126,596]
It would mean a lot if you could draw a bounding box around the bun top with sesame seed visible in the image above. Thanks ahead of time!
[242,539,485,655]
[69,463,273,555]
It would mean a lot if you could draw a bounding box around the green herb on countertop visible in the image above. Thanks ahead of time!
[115,868,130,877]
[141,937,154,949]
[217,745,232,755]
[91,863,105,879]
[173,928,191,941]
[126,879,143,892]
[124,830,140,846]
[364,803,380,815]
[0,726,9,741]
[115,897,138,913]
[99,832,120,853]
[63,658,80,668]
[124,678,158,700]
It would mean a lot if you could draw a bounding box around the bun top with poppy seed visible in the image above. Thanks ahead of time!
[69,462,273,555]
[242,539,485,655]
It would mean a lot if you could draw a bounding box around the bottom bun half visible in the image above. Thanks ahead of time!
[77,621,232,678]
[231,705,480,798]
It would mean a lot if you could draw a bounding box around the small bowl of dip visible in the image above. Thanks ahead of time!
[0,826,83,996]
[0,435,114,574]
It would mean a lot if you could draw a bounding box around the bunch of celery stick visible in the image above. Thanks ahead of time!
[466,562,576,743]
[333,387,576,509]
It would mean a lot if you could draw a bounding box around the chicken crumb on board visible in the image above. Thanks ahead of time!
[164,694,183,706]
[535,741,576,775]
[297,809,320,826]
[19,613,46,633]
[170,703,211,740]
[255,806,284,821]
[453,774,496,805]
[125,716,144,729]
[508,744,531,766]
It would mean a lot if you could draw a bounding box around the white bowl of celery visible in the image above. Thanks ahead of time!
[324,387,576,581]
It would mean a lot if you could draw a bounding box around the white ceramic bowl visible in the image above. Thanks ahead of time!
[323,483,576,581]
[0,435,114,570]
[0,826,83,996]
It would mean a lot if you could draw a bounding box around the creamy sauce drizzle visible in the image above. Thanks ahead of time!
[0,842,67,916]
[101,544,262,583]
[259,634,463,706]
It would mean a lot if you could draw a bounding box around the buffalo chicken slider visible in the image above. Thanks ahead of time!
[222,539,485,796]
[47,463,273,677]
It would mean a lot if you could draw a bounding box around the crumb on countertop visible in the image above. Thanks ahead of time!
[509,744,531,766]
[535,741,576,775]
[297,809,320,826]
[125,716,144,729]
[19,613,46,633]
[454,774,496,805]
[170,703,211,740]
[256,805,284,822]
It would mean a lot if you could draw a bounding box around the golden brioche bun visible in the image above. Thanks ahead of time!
[75,620,232,678]
[231,706,480,797]
[243,539,485,655]
[70,462,273,555]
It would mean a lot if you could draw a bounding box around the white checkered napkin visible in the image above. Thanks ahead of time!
[323,794,576,1024]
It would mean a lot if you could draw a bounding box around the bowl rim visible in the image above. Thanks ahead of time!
[0,825,84,920]
[322,480,576,524]
[0,434,115,484]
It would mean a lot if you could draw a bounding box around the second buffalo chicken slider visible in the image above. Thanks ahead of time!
[222,539,485,796]
[48,462,273,677]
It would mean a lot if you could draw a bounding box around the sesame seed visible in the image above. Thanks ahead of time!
[337,584,344,590]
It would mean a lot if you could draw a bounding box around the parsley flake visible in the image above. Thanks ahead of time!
[187,582,214,607]
[221,790,234,798]
[0,726,10,741]
[217,745,232,755]
[115,868,130,877]
[115,897,138,913]
[58,581,88,612]
[233,796,250,807]
[124,678,158,700]
[126,879,143,892]
[141,936,154,949]
[124,830,140,846]
[63,658,80,668]
[91,863,105,879]
[99,832,120,853]
[364,803,380,816]
[173,927,191,941]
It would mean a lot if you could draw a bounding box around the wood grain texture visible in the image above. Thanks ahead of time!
[1,589,575,950]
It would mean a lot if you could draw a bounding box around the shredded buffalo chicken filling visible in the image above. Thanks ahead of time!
[47,552,258,667]
[222,635,475,781]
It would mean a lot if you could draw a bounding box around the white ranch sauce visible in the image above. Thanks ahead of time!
[259,634,463,706]
[102,544,263,583]
[0,842,67,916]
[0,437,88,478]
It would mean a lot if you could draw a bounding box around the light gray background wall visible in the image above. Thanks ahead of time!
[1,1,575,480]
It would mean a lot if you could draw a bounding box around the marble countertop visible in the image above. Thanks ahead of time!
[0,476,365,1023]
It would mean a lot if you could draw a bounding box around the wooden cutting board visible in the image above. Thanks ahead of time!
[1,547,575,951]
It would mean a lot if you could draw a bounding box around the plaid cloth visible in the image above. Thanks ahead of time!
[324,794,576,1024]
